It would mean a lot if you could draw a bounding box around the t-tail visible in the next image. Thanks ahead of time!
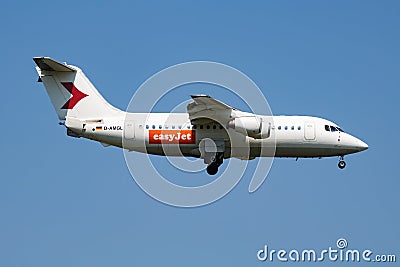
[34,57,123,137]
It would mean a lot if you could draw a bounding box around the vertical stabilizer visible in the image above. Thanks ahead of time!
[34,57,121,120]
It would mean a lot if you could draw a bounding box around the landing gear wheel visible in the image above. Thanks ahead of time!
[206,152,224,175]
[338,160,346,169]
[206,164,218,175]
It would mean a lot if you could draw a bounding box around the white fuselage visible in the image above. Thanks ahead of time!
[33,57,368,173]
[70,112,368,159]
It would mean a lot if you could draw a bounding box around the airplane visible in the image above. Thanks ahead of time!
[33,57,368,175]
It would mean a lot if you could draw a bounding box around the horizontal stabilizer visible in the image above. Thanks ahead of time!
[33,57,76,72]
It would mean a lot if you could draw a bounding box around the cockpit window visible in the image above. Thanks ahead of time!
[325,124,345,133]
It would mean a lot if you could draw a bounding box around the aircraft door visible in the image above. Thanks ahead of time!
[124,121,135,139]
[304,122,316,141]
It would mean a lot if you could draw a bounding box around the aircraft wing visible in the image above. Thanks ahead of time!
[187,95,235,125]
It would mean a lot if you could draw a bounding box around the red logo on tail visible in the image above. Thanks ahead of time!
[60,82,88,109]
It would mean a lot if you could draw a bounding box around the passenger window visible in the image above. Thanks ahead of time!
[330,126,337,132]
[213,125,216,129]
[146,125,149,129]
[206,125,210,129]
[159,125,162,129]
[298,126,301,130]
[165,125,169,129]
[284,126,288,130]
[291,126,294,130]
[172,125,175,129]
[187,125,190,129]
[200,125,203,129]
[193,125,197,129]
[325,125,330,132]
[219,125,223,129]
[152,125,155,129]
[278,126,281,130]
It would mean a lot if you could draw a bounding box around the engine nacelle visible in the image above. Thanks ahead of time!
[228,116,261,138]
[227,116,271,139]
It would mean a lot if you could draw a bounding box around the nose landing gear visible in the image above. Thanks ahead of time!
[338,156,346,169]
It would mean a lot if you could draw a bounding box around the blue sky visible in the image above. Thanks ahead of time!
[1,1,399,266]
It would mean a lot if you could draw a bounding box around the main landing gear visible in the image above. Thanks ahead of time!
[338,156,346,169]
[206,152,224,175]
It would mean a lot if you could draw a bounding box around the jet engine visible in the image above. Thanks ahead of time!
[227,116,267,139]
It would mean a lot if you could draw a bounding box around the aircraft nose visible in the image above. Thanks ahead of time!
[358,139,368,151]
[351,136,368,152]
[345,134,368,152]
